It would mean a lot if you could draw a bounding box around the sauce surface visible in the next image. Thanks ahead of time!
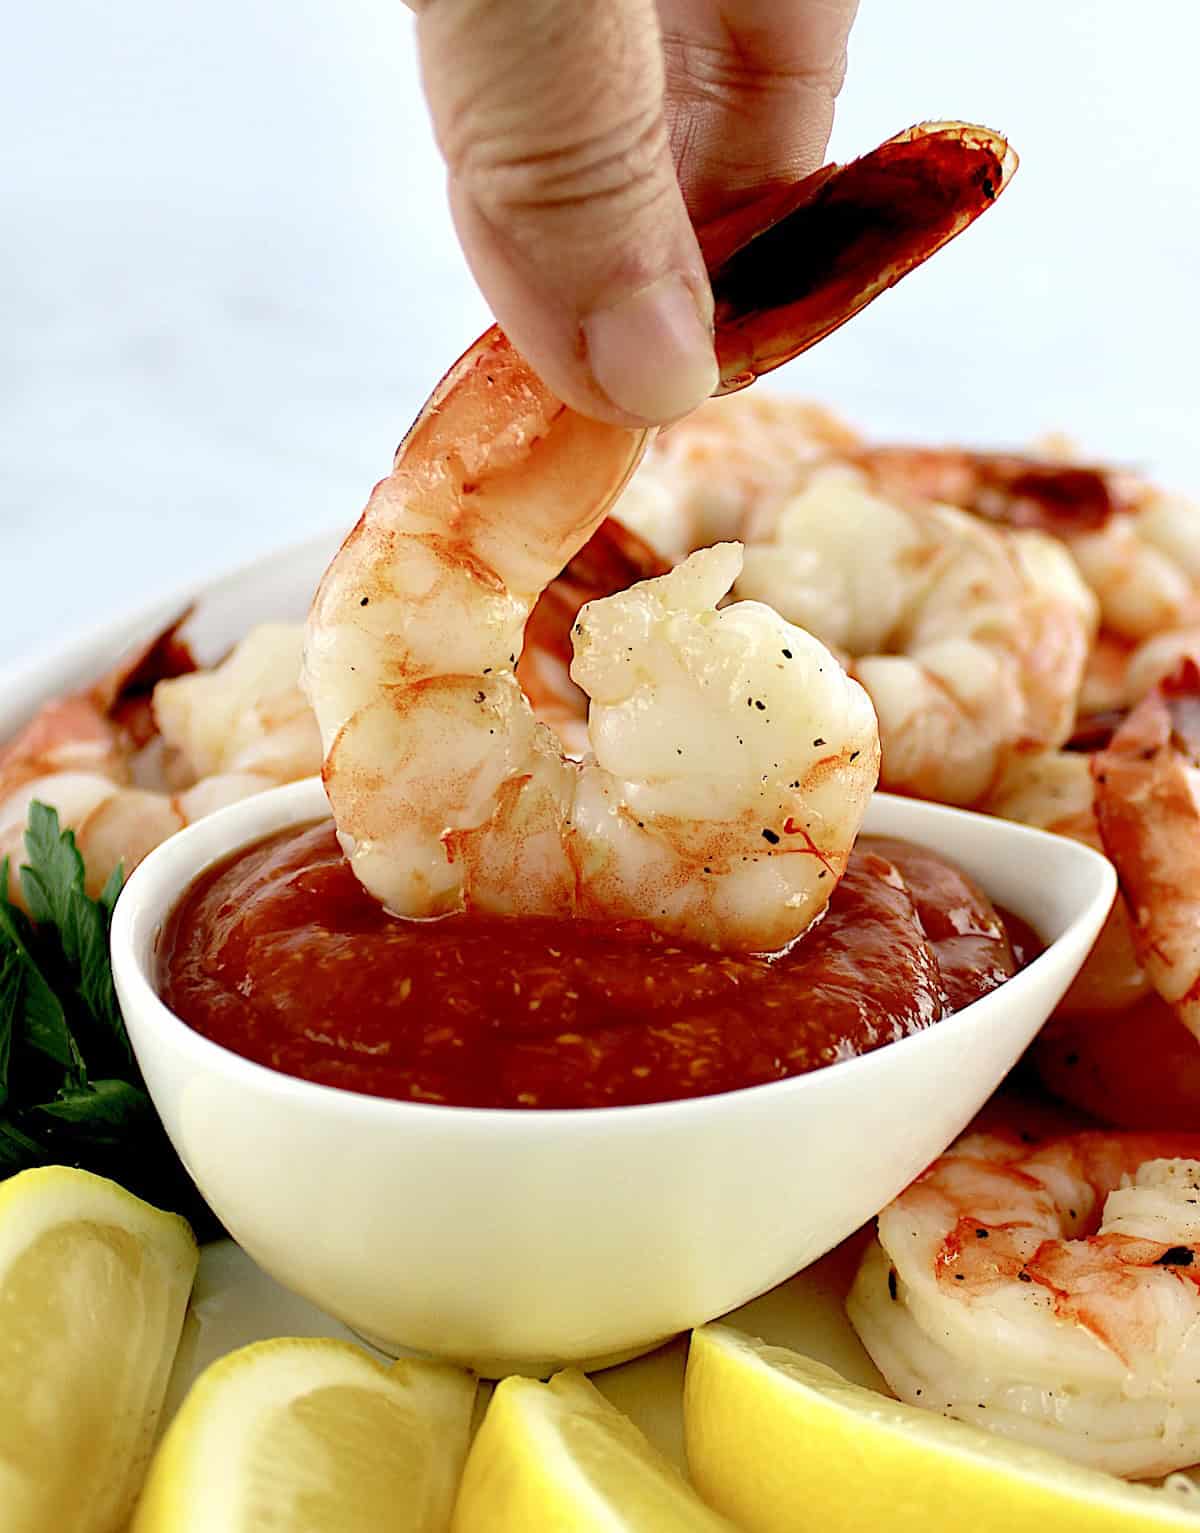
[160,823,1038,1110]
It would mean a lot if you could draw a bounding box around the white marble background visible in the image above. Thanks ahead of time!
[3,1,1197,665]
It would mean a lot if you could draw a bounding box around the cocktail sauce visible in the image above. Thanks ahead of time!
[160,823,1037,1110]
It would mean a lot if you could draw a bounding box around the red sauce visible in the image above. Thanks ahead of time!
[159,824,1039,1111]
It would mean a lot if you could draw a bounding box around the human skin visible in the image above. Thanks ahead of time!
[409,0,860,425]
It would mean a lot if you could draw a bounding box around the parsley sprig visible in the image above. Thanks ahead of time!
[0,804,218,1234]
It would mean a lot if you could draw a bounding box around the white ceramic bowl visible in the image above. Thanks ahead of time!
[112,778,1115,1376]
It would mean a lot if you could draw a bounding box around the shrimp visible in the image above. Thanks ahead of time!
[515,517,668,757]
[727,466,1098,805]
[308,515,878,949]
[151,622,322,789]
[0,623,324,904]
[987,672,1200,1125]
[613,415,1098,805]
[856,446,1200,644]
[1091,660,1200,1041]
[984,748,1151,1017]
[1032,997,1200,1131]
[847,1129,1200,1478]
[302,123,1015,945]
[614,392,861,565]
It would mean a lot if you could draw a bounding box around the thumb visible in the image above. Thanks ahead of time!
[414,0,718,425]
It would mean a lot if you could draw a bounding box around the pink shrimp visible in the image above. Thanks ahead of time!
[516,517,668,756]
[849,1129,1200,1477]
[855,445,1200,644]
[0,622,324,905]
[1091,660,1200,1041]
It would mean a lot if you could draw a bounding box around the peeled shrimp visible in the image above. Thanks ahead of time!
[515,517,668,758]
[303,125,1015,944]
[858,446,1200,644]
[613,400,1098,805]
[984,749,1150,1017]
[151,622,322,792]
[1092,661,1200,1041]
[0,623,323,904]
[987,673,1200,1125]
[305,393,878,948]
[848,1130,1200,1478]
[614,392,861,565]
[729,467,1097,805]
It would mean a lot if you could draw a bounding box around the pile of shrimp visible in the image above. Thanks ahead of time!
[0,623,323,904]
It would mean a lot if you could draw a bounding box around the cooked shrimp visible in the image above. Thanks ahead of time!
[848,1129,1200,1478]
[614,392,860,565]
[1032,997,1200,1132]
[303,125,1015,942]
[727,466,1098,804]
[305,426,879,947]
[152,622,321,787]
[857,446,1200,643]
[1079,630,1136,716]
[0,623,324,905]
[984,749,1150,1017]
[1092,660,1200,1041]
[515,518,668,757]
[615,415,1098,805]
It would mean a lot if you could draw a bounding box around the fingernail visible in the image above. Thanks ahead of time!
[583,275,719,424]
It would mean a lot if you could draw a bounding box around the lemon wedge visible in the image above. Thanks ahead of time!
[685,1323,1200,1532]
[451,1367,734,1531]
[0,1165,198,1533]
[133,1338,476,1532]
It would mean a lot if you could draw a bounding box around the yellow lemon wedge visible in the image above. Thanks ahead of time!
[685,1322,1200,1532]
[0,1165,198,1533]
[132,1338,477,1532]
[451,1367,735,1531]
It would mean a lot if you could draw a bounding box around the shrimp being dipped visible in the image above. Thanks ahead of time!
[848,1130,1200,1478]
[515,517,668,757]
[304,123,1015,945]
[307,494,878,950]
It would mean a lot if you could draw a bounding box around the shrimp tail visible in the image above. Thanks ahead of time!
[704,121,1018,391]
[855,448,1142,537]
[1092,657,1200,1039]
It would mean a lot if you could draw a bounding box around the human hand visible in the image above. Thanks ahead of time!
[411,1,859,426]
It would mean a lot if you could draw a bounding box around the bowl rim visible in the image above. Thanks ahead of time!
[111,777,1117,1131]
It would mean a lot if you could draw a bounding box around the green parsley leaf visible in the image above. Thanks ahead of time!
[99,862,124,922]
[0,946,21,1107]
[0,1116,49,1174]
[32,1079,153,1144]
[14,804,128,1072]
[20,802,89,962]
[0,800,219,1238]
